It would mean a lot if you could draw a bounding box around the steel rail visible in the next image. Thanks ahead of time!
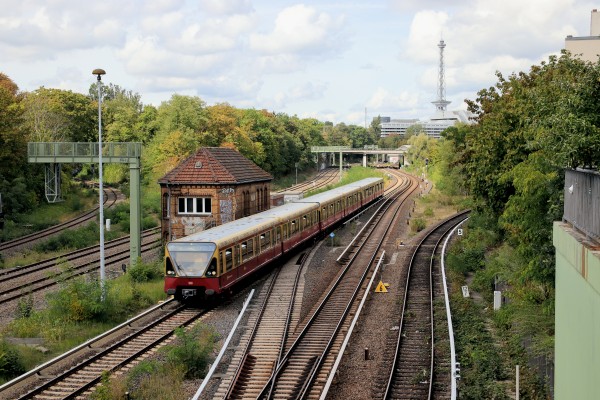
[0,297,177,396]
[0,187,118,252]
[17,303,204,399]
[382,211,470,400]
[0,227,160,281]
[256,173,420,399]
[0,232,161,305]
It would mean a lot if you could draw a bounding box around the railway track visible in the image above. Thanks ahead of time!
[0,298,209,400]
[275,168,339,195]
[256,174,419,399]
[208,172,418,399]
[0,187,119,255]
[381,211,469,400]
[215,250,308,399]
[0,228,161,306]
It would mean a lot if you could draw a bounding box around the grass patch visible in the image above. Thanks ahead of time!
[0,186,97,242]
[0,260,167,384]
[407,184,469,237]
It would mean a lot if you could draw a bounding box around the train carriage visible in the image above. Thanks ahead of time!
[164,177,384,301]
[296,177,383,227]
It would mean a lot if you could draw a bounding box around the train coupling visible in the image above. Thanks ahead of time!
[182,289,197,299]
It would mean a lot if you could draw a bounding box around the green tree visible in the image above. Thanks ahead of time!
[0,74,42,217]
[102,85,144,143]
[23,88,96,143]
[145,95,209,176]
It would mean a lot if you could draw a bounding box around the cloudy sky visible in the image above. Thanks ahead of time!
[0,0,596,125]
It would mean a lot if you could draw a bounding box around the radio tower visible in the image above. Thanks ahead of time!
[432,39,451,113]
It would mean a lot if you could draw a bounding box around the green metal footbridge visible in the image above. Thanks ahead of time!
[27,142,142,264]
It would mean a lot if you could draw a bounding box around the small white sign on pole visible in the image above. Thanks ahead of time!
[457,228,463,236]
[493,290,502,310]
[105,219,111,231]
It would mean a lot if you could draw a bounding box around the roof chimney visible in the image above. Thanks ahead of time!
[592,9,600,36]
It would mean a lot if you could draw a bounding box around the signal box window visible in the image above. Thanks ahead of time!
[178,197,212,215]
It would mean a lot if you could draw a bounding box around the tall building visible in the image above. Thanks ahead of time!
[565,9,600,62]
[380,39,473,139]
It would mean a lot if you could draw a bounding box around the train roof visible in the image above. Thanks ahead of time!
[171,201,316,245]
[298,177,383,204]
[170,177,382,246]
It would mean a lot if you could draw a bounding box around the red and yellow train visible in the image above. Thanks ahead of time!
[164,177,384,300]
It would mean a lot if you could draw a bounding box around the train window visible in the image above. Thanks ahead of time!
[241,240,253,262]
[224,248,233,272]
[167,242,216,277]
[276,227,282,243]
[291,220,298,234]
[260,231,271,251]
[322,207,327,219]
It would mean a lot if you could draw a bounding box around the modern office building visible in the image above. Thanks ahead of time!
[565,9,600,62]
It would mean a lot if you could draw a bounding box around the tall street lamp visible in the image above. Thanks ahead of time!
[93,68,106,300]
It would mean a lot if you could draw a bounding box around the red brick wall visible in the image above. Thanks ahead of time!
[160,181,271,242]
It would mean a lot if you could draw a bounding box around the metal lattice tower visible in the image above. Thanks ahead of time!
[432,39,451,112]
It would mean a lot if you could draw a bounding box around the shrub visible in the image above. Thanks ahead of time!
[35,222,99,252]
[47,275,110,323]
[164,325,218,379]
[141,215,158,229]
[91,371,127,400]
[411,218,426,232]
[128,260,162,283]
[130,362,186,400]
[16,293,34,319]
[0,341,26,381]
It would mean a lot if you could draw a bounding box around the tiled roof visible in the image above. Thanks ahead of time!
[158,147,272,185]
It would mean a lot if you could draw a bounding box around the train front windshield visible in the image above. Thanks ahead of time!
[167,242,216,277]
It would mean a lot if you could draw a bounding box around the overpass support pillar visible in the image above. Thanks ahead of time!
[363,153,367,167]
[339,152,343,181]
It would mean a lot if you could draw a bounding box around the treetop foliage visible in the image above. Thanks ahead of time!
[436,51,600,289]
[0,75,383,219]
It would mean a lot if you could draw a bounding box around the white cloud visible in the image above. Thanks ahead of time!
[249,4,346,55]
[271,81,328,108]
[367,88,420,110]
[0,0,597,124]
[118,36,225,77]
[199,0,254,15]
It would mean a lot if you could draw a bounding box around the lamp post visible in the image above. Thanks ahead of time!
[295,163,298,185]
[93,68,106,300]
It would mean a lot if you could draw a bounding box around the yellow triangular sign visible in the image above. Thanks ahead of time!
[375,281,388,293]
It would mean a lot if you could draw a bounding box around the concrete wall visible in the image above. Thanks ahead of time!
[553,222,600,399]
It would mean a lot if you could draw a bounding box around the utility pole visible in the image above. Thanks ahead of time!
[93,68,107,301]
